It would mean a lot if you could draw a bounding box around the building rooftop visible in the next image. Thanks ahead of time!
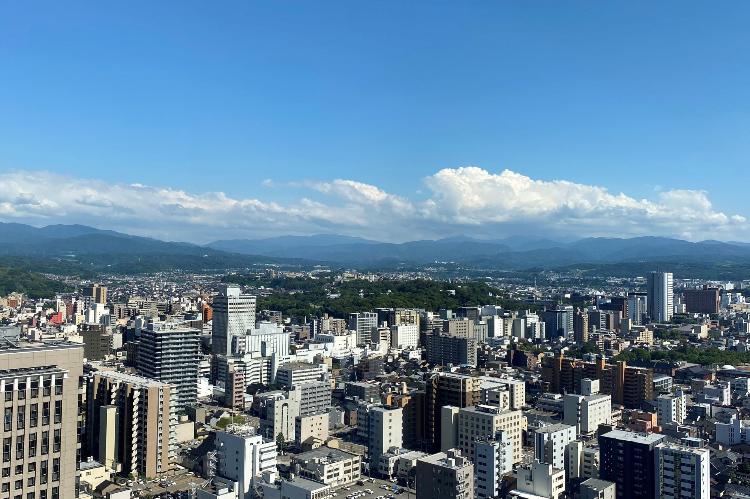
[92,369,170,389]
[295,447,358,464]
[580,478,615,492]
[600,429,666,445]
[283,476,329,492]
[535,423,576,434]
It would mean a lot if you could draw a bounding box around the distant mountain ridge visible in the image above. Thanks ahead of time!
[206,233,750,266]
[2,222,750,273]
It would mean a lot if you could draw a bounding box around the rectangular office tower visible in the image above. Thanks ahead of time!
[137,321,201,410]
[655,439,710,499]
[0,341,84,499]
[598,429,665,499]
[646,272,673,323]
[212,285,257,356]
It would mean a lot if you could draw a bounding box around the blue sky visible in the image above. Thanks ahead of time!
[1,1,749,242]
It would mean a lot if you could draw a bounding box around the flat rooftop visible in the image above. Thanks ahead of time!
[600,429,666,445]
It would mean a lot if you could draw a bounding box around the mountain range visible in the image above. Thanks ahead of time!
[2,222,750,274]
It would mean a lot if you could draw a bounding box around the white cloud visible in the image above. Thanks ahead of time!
[0,167,745,243]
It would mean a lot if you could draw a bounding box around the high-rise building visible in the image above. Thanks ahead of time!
[533,423,577,470]
[598,429,665,499]
[367,406,403,468]
[656,389,687,427]
[474,431,513,499]
[563,393,612,435]
[85,284,107,305]
[245,322,290,358]
[627,292,648,325]
[425,374,481,452]
[425,334,477,367]
[348,312,378,346]
[390,324,419,349]
[275,362,324,388]
[137,321,201,411]
[654,439,710,499]
[456,405,524,464]
[211,285,256,356]
[541,308,572,339]
[0,341,84,498]
[86,369,173,478]
[214,425,278,499]
[573,308,589,343]
[683,286,720,314]
[79,323,112,361]
[416,449,474,499]
[647,272,673,323]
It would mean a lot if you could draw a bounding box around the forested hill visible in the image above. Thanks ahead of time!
[0,267,70,298]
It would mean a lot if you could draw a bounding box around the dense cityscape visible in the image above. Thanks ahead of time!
[0,260,747,498]
[3,2,749,498]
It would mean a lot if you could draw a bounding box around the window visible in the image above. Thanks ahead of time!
[14,465,21,475]
[3,438,10,462]
[53,430,60,453]
[53,401,61,424]
[1,483,7,492]
[17,382,25,401]
[30,380,38,399]
[43,379,51,397]
[52,458,59,482]
[40,460,47,484]
[4,408,12,431]
[28,434,36,458]
[41,431,48,455]
[42,403,49,425]
[16,406,24,430]
[30,405,38,428]
[54,379,62,396]
[14,479,21,490]
[15,439,23,460]
[4,386,11,402]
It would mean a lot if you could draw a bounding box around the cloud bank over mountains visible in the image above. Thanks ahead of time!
[0,167,744,243]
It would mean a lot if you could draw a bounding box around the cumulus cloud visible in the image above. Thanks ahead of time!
[0,167,745,243]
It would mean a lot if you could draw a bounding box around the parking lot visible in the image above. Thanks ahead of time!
[333,476,415,499]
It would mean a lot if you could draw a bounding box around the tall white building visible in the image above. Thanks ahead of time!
[368,407,403,469]
[534,423,577,471]
[212,285,256,356]
[656,389,687,427]
[214,425,277,499]
[647,271,673,323]
[245,321,290,358]
[475,431,514,499]
[563,393,611,435]
[655,439,710,499]
[390,324,419,349]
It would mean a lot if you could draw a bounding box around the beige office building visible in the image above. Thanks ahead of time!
[0,341,84,498]
[457,405,525,464]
